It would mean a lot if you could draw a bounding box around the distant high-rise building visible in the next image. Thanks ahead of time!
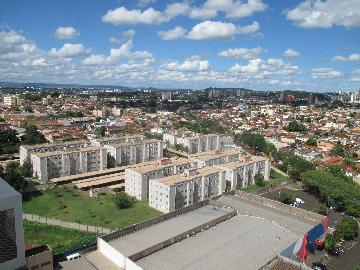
[161,92,172,101]
[3,96,22,107]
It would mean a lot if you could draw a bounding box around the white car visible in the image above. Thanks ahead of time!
[295,198,304,204]
[66,253,81,261]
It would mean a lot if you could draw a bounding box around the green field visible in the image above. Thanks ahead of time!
[23,188,161,229]
[24,220,96,254]
[242,169,287,194]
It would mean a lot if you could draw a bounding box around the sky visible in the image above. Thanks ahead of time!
[0,0,359,91]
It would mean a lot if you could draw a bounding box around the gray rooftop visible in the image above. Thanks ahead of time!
[109,205,233,257]
[136,215,298,270]
[0,177,20,199]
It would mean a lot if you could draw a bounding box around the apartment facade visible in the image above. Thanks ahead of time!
[105,139,163,166]
[125,158,193,200]
[149,167,225,213]
[163,132,220,154]
[215,156,270,190]
[31,146,107,181]
[20,140,89,165]
[3,95,22,107]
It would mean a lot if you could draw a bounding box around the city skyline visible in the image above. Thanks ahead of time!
[0,0,359,91]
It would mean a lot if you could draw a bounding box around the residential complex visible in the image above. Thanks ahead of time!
[189,148,242,168]
[3,95,22,107]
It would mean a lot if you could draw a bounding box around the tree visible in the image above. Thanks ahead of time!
[113,193,135,209]
[235,132,268,153]
[17,158,32,178]
[254,173,266,187]
[107,154,116,169]
[2,162,29,193]
[335,218,359,240]
[21,123,47,145]
[284,121,307,132]
[330,141,345,157]
[276,192,296,205]
[324,233,336,251]
[0,129,20,154]
[96,126,106,137]
[327,165,352,182]
[306,138,317,146]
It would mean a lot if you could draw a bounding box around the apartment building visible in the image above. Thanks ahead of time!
[189,149,242,168]
[20,140,89,165]
[149,167,225,213]
[91,135,144,147]
[31,146,107,181]
[215,156,270,190]
[3,95,22,107]
[0,178,26,270]
[105,139,163,167]
[163,132,220,154]
[125,158,193,200]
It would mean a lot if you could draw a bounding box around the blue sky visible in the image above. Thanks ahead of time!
[0,0,359,91]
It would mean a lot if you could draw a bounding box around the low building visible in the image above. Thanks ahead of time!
[0,178,26,270]
[189,149,242,168]
[105,139,163,167]
[125,158,193,200]
[215,156,270,190]
[149,167,225,213]
[31,146,107,181]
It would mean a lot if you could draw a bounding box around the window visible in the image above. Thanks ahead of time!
[0,208,17,263]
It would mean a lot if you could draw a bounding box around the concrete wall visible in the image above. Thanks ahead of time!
[98,238,126,269]
[234,191,324,223]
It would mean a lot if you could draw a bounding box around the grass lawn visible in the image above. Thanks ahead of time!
[23,188,161,229]
[24,220,96,254]
[269,169,287,184]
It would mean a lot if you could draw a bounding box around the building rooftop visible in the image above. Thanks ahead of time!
[127,158,191,174]
[189,148,241,161]
[33,146,104,158]
[94,135,143,143]
[217,156,268,170]
[0,177,20,199]
[21,139,89,150]
[156,166,224,186]
[106,139,161,148]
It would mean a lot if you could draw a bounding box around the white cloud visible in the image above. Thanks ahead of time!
[190,0,267,19]
[31,58,48,66]
[350,77,360,82]
[82,54,106,65]
[102,7,166,25]
[283,48,300,57]
[54,27,80,39]
[269,79,279,85]
[218,47,265,59]
[49,43,90,58]
[332,53,360,62]
[352,69,360,75]
[157,26,187,40]
[186,21,259,40]
[164,2,190,18]
[286,0,360,28]
[138,0,157,7]
[161,56,209,72]
[312,68,343,79]
[110,30,136,44]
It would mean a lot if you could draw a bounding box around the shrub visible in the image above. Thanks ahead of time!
[254,173,266,187]
[276,192,296,205]
[324,233,336,251]
[113,192,135,209]
[335,217,359,240]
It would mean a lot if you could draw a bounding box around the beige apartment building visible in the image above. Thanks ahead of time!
[3,95,22,107]
[20,140,89,165]
[163,132,220,154]
[149,167,225,213]
[31,146,107,181]
[125,158,194,200]
[189,149,242,168]
[105,139,163,167]
[91,135,144,147]
[215,156,271,190]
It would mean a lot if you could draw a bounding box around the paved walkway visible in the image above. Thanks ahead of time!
[23,213,112,235]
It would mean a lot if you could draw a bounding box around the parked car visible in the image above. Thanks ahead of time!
[66,253,81,261]
[312,262,327,270]
[295,198,304,204]
[328,247,341,257]
[334,245,345,254]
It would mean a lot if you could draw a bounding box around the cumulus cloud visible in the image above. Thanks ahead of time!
[235,21,259,34]
[312,68,343,79]
[82,54,106,65]
[285,0,360,28]
[218,47,265,59]
[49,43,90,58]
[110,29,136,44]
[54,27,80,39]
[157,26,187,40]
[269,79,279,85]
[102,7,166,25]
[283,48,300,57]
[161,56,210,72]
[190,0,267,19]
[332,53,360,62]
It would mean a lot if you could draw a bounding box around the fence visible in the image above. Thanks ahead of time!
[23,213,112,235]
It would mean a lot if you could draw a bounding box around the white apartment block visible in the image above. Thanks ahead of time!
[189,149,242,168]
[215,156,270,190]
[3,95,22,107]
[20,140,89,165]
[91,135,144,147]
[125,158,193,200]
[105,139,163,167]
[149,167,225,213]
[0,178,26,270]
[31,146,107,181]
[163,132,220,154]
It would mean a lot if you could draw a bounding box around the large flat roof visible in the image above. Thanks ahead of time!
[108,205,233,257]
[189,149,241,161]
[136,215,298,270]
[217,156,268,170]
[127,158,191,174]
[21,139,89,150]
[106,139,160,148]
